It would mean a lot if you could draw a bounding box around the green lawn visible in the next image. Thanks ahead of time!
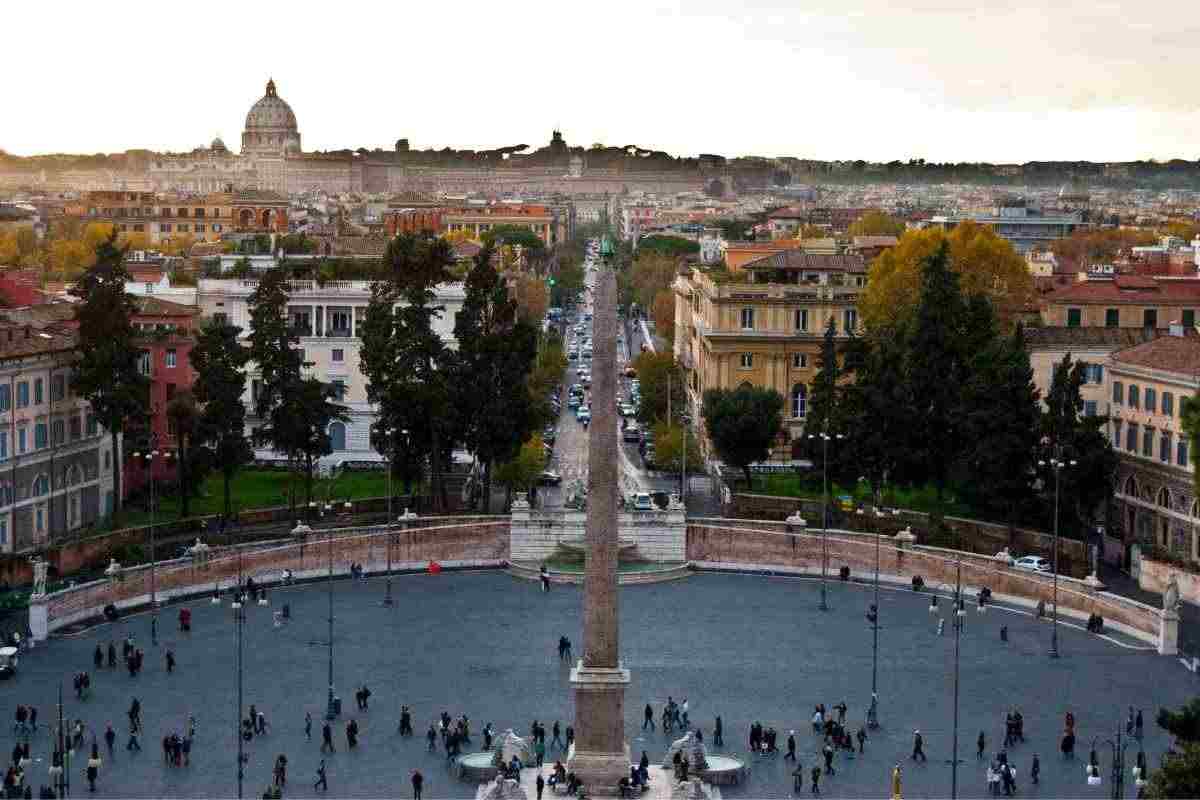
[751,473,981,519]
[118,469,393,528]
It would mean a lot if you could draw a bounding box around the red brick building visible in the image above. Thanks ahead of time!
[126,297,200,495]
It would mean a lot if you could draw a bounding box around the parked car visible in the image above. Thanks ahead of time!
[631,492,653,511]
[568,395,581,409]
[619,403,637,417]
[623,423,641,442]
[538,470,563,486]
[1013,555,1051,573]
[576,407,592,423]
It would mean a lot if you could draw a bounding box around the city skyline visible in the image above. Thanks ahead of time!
[6,0,1199,164]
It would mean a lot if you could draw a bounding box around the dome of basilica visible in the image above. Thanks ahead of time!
[242,79,301,156]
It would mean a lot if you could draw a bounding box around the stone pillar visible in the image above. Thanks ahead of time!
[570,259,630,797]
[1160,610,1180,656]
[28,596,48,643]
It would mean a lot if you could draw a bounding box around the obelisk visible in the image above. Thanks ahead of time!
[568,246,630,797]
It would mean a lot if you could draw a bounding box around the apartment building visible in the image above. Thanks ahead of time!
[197,278,465,466]
[0,322,116,553]
[1042,274,1200,329]
[62,189,288,244]
[1104,326,1200,562]
[674,251,867,455]
[1023,327,1157,417]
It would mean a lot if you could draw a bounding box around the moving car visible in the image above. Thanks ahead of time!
[619,403,637,417]
[538,470,562,486]
[623,423,641,442]
[631,492,653,511]
[0,646,17,679]
[1013,555,1051,573]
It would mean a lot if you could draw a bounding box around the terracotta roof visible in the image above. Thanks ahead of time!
[0,322,77,359]
[331,236,389,257]
[133,296,198,317]
[1023,326,1160,350]
[190,241,224,257]
[766,206,807,220]
[1111,331,1200,374]
[233,189,288,205]
[724,241,794,251]
[1044,277,1200,305]
[743,250,868,273]
[851,235,899,249]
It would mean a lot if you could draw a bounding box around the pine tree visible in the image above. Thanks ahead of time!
[804,316,841,466]
[70,232,148,521]
[841,328,909,502]
[190,320,253,518]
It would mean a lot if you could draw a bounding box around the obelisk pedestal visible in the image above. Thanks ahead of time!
[568,249,631,797]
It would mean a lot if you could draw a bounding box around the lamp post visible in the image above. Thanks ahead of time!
[56,681,67,798]
[807,427,844,611]
[867,497,882,729]
[324,503,337,721]
[1091,723,1130,800]
[1039,444,1076,659]
[132,438,163,646]
[937,553,967,799]
[231,540,245,800]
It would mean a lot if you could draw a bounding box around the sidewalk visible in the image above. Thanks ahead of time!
[1100,562,1200,654]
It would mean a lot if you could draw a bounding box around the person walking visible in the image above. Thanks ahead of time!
[535,737,545,768]
[643,704,654,731]
[714,715,723,747]
[321,722,335,753]
[978,731,986,760]
[856,727,867,754]
[305,712,312,741]
[313,760,328,792]
[104,724,115,753]
[540,564,550,592]
[911,730,926,762]
[551,721,563,751]
[536,772,545,800]
[823,743,836,776]
[785,732,797,761]
[127,719,141,752]
[165,650,175,673]
[86,745,101,793]
[1031,753,1040,784]
[411,769,424,800]
[810,765,821,795]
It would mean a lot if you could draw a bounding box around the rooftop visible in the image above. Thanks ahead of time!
[743,250,868,273]
[133,296,199,317]
[1023,326,1160,350]
[1111,330,1200,374]
[1044,276,1200,305]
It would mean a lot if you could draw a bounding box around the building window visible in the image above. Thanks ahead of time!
[33,379,43,405]
[213,312,229,326]
[792,353,807,369]
[1162,431,1172,463]
[1143,426,1154,457]
[34,423,46,450]
[32,474,48,497]
[740,353,754,369]
[332,349,344,363]
[1129,385,1139,409]
[1184,309,1196,328]
[843,308,858,332]
[328,421,346,451]
[160,223,172,233]
[177,224,189,233]
[1112,381,1124,404]
[1126,423,1137,452]
[87,414,97,437]
[16,382,28,408]
[1112,419,1122,449]
[1179,439,1190,468]
[1144,309,1158,329]
[1105,308,1119,327]
[1084,400,1097,417]
[51,375,64,401]
[0,386,9,412]
[791,384,807,418]
[794,309,809,332]
[1164,392,1174,416]
[1067,308,1082,327]
[330,380,346,401]
[166,349,177,368]
[137,352,151,376]
[51,419,63,446]
[251,379,262,405]
[69,416,81,441]
[1088,364,1103,384]
[0,519,6,546]
[1145,387,1157,413]
[739,308,755,330]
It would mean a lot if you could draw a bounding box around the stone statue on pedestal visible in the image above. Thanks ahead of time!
[1164,575,1181,615]
[30,558,47,598]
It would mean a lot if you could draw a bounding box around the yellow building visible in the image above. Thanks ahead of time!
[674,250,867,458]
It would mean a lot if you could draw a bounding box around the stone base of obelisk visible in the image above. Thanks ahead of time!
[569,661,631,798]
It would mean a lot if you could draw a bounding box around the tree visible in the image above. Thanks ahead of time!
[629,253,679,310]
[651,290,675,344]
[632,351,686,427]
[803,317,842,462]
[550,258,585,308]
[840,330,909,499]
[1038,353,1119,538]
[190,319,253,518]
[650,422,703,473]
[847,211,905,238]
[454,243,540,512]
[48,239,91,275]
[1183,393,1200,498]
[272,377,349,508]
[70,232,148,521]
[637,235,700,258]
[165,392,204,519]
[957,318,1041,526]
[702,386,784,489]
[481,225,546,259]
[513,274,549,324]
[1146,699,1200,798]
[493,434,546,509]
[361,233,457,510]
[904,241,968,519]
[246,269,301,425]
[860,223,1034,331]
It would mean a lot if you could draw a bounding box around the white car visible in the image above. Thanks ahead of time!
[1013,555,1051,573]
[630,492,653,511]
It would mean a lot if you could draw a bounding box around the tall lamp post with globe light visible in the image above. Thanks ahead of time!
[1039,440,1075,659]
[807,426,844,611]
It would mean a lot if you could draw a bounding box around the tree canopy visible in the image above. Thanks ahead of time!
[702,385,784,488]
[847,211,905,238]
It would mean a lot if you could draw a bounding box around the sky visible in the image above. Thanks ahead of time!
[5,0,1200,163]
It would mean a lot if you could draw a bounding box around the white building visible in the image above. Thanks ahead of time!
[197,278,466,466]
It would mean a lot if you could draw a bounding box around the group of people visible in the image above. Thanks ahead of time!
[242,705,269,741]
[642,697,688,733]
[159,731,191,767]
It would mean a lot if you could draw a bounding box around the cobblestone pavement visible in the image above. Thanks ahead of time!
[5,571,1192,798]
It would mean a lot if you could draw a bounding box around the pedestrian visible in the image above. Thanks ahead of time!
[785,733,796,761]
[643,704,655,731]
[104,724,115,753]
[107,642,117,669]
[1136,709,1144,738]
[1031,753,1040,785]
[399,706,413,737]
[127,720,141,752]
[166,650,175,673]
[911,730,926,762]
[823,742,835,776]
[856,728,867,754]
[274,754,287,787]
[810,765,821,795]
[313,760,327,792]
[345,719,358,749]
[565,725,574,750]
[551,721,563,751]
[411,768,424,800]
[93,646,103,671]
[427,724,437,752]
[540,564,550,592]
[978,731,986,760]
[536,772,545,800]
[305,712,312,741]
[714,715,723,747]
[321,722,334,753]
[1000,625,1008,642]
[86,745,101,793]
[535,738,545,768]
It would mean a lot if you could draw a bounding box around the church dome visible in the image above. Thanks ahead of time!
[245,79,298,131]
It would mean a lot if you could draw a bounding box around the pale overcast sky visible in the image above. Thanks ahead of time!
[6,0,1199,163]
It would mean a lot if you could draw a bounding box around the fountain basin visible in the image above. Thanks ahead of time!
[700,755,748,786]
[458,751,499,782]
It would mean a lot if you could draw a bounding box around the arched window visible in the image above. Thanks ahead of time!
[791,384,807,419]
[738,381,754,391]
[1124,475,1139,497]
[1158,487,1171,508]
[0,483,10,506]
[32,474,49,497]
[328,422,346,452]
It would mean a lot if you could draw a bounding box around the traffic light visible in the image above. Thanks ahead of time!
[548,277,556,286]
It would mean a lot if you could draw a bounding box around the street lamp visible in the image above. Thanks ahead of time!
[1039,445,1076,659]
[231,540,245,800]
[934,554,967,799]
[1089,723,1131,800]
[324,504,337,721]
[806,427,845,611]
[866,494,883,730]
[131,439,167,646]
